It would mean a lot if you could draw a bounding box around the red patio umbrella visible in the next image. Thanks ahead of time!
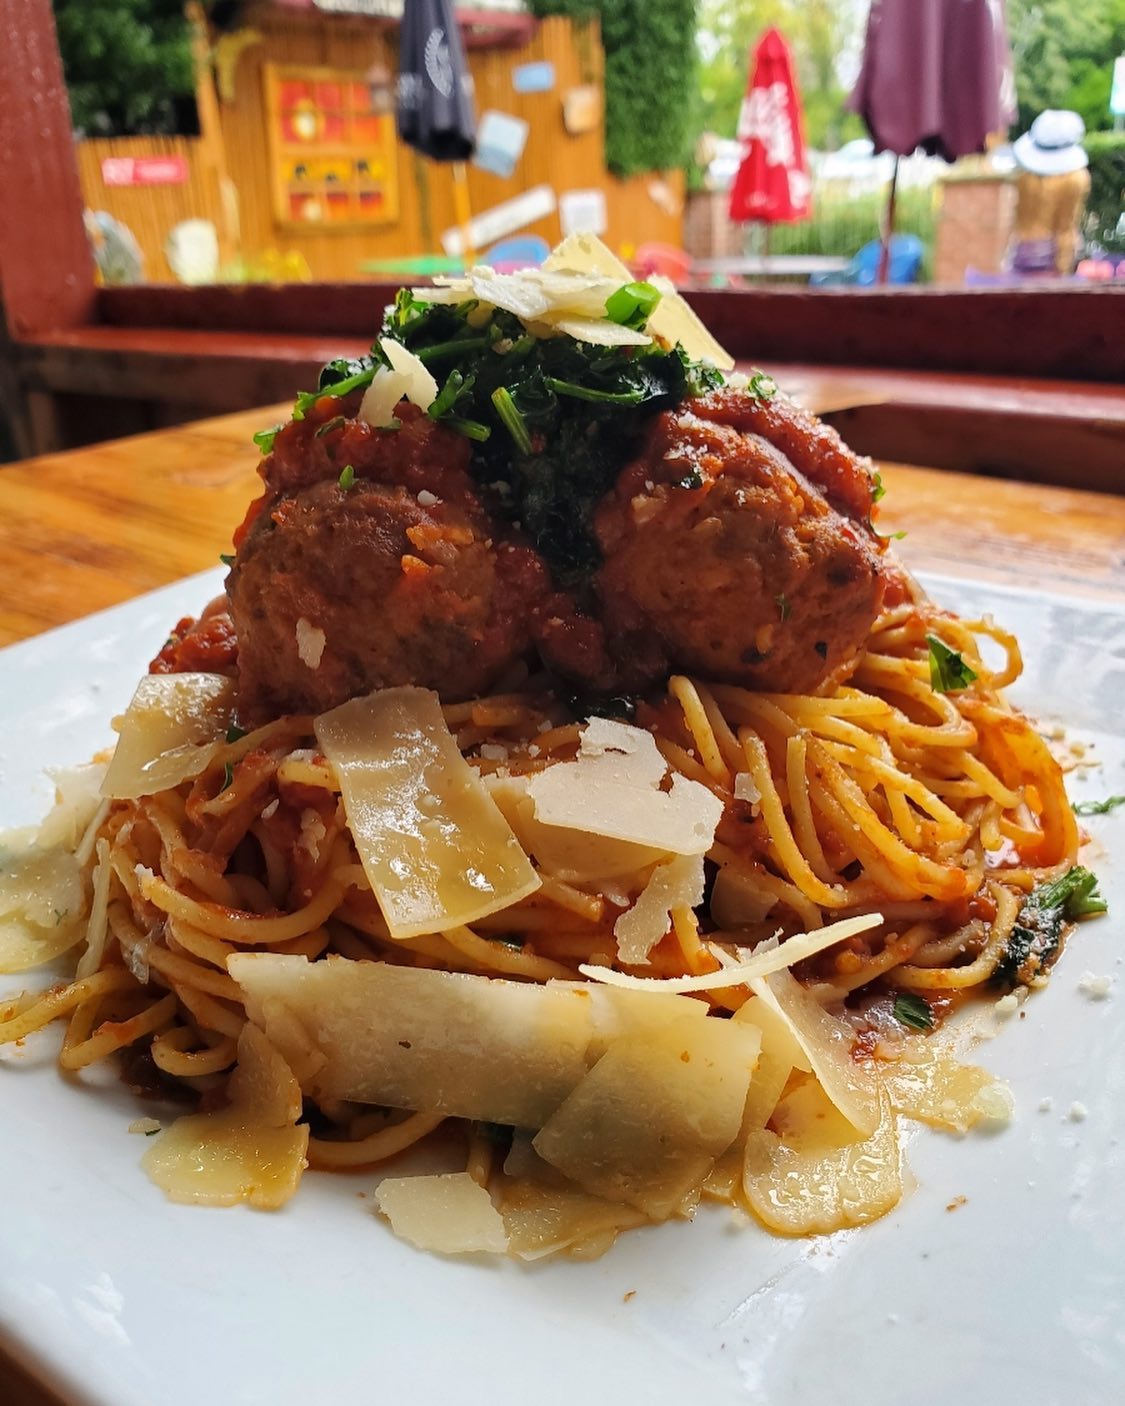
[728,26,812,257]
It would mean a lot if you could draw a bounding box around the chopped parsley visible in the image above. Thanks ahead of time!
[219,762,234,793]
[927,634,978,694]
[219,552,235,567]
[775,593,790,621]
[871,469,885,503]
[225,724,247,744]
[749,370,778,399]
[996,866,1107,988]
[252,425,281,454]
[1073,795,1125,816]
[893,992,934,1031]
[338,463,357,491]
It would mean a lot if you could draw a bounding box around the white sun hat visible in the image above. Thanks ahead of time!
[1013,110,1089,176]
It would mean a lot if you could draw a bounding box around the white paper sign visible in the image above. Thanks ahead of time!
[441,185,557,256]
[559,188,608,238]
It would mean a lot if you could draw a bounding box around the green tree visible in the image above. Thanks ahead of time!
[694,0,866,151]
[1006,0,1125,134]
[528,0,699,175]
[53,0,196,137]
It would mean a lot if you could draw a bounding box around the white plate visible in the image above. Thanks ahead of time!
[2,569,1123,1406]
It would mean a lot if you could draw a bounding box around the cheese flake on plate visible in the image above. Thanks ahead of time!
[375,1172,508,1255]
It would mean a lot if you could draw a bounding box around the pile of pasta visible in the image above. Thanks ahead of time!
[0,583,1080,1259]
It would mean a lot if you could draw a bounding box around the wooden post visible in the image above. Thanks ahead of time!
[0,0,94,337]
[186,0,237,270]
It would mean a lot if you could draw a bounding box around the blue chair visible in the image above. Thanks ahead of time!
[480,234,551,272]
[809,234,924,286]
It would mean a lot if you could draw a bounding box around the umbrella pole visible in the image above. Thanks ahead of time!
[452,161,476,267]
[878,156,899,285]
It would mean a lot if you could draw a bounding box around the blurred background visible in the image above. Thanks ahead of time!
[58,0,1125,290]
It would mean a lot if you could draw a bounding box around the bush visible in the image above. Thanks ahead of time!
[1083,131,1125,253]
[758,183,937,282]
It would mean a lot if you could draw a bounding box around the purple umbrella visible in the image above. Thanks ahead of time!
[847,0,1014,280]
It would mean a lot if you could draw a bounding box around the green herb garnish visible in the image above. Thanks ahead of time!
[749,370,778,399]
[225,724,247,744]
[219,552,235,567]
[338,464,356,491]
[775,593,790,621]
[491,386,533,455]
[605,280,662,330]
[996,866,1107,988]
[219,762,234,792]
[1073,795,1125,816]
[544,376,646,406]
[252,425,281,454]
[927,634,978,694]
[871,469,885,503]
[893,992,934,1031]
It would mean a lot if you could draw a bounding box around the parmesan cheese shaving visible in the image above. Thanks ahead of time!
[375,1172,508,1255]
[533,1015,760,1220]
[578,912,882,994]
[526,718,722,856]
[614,853,705,965]
[314,686,540,938]
[101,673,235,800]
[141,1024,308,1209]
[358,337,438,427]
[749,968,879,1136]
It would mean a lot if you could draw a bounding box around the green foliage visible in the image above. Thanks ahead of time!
[1084,131,1125,252]
[1006,0,1125,135]
[756,183,936,282]
[694,0,866,152]
[528,1,699,175]
[53,0,196,136]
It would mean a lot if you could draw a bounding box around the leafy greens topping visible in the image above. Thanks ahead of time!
[1073,795,1125,816]
[995,866,1107,988]
[893,992,934,1031]
[285,286,728,594]
[927,634,978,694]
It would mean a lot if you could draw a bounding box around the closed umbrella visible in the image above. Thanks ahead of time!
[847,0,1014,281]
[396,0,477,261]
[728,27,812,265]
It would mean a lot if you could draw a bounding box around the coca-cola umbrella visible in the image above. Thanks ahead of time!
[847,0,1014,280]
[728,27,813,262]
[397,0,477,261]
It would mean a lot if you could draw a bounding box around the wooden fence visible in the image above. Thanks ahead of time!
[74,15,683,284]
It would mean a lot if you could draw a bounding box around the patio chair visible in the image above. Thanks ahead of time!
[809,234,924,286]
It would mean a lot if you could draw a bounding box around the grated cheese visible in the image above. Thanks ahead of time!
[295,618,326,670]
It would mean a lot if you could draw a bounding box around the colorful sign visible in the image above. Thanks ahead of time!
[101,156,188,187]
[264,63,399,229]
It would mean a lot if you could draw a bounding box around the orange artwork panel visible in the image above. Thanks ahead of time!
[264,63,400,231]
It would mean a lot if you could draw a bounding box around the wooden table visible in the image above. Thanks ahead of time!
[0,407,1123,1406]
[0,402,1122,654]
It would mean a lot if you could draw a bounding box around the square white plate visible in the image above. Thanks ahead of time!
[2,569,1123,1406]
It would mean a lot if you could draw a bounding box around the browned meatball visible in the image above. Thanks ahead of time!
[228,477,547,722]
[587,398,886,694]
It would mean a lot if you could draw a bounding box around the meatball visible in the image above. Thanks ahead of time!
[578,394,886,695]
[228,477,546,722]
